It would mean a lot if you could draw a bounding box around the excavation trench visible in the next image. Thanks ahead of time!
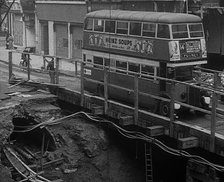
[10,117,56,152]
[1,117,58,181]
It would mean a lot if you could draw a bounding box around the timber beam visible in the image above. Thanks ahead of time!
[178,136,199,149]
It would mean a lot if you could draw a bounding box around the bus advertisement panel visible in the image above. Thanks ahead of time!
[84,32,206,63]
[169,39,206,61]
[88,33,154,55]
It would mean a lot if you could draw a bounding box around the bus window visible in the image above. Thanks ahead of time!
[175,66,193,81]
[189,24,203,38]
[116,61,127,73]
[84,18,93,31]
[105,20,115,33]
[104,58,110,67]
[83,54,86,62]
[157,24,170,39]
[94,19,104,32]
[172,24,188,39]
[93,56,103,69]
[87,59,92,63]
[141,65,154,78]
[128,63,140,75]
[167,67,175,79]
[110,59,116,71]
[117,21,128,35]
[142,23,156,38]
[130,22,141,36]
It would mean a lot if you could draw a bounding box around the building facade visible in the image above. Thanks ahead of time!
[7,0,224,59]
[8,0,35,49]
[35,0,87,60]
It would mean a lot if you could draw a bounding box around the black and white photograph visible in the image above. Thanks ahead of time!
[0,0,224,181]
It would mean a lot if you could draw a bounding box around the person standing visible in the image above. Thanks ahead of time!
[7,34,14,49]
[5,32,9,49]
[46,57,56,84]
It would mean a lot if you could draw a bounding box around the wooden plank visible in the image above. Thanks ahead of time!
[169,82,175,137]
[80,62,84,107]
[104,68,108,115]
[55,57,59,84]
[8,51,12,80]
[91,104,104,115]
[52,180,63,182]
[27,54,30,81]
[119,115,134,126]
[146,125,165,136]
[210,73,218,152]
[134,75,139,125]
[107,110,121,119]
[186,159,219,182]
[178,136,198,149]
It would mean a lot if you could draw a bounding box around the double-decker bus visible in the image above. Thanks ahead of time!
[82,10,210,116]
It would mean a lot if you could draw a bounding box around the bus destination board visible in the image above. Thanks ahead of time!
[179,40,201,59]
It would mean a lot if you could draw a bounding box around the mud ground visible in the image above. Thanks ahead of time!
[0,62,145,182]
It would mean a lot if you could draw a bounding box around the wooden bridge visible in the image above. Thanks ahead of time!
[5,50,224,181]
[6,51,224,155]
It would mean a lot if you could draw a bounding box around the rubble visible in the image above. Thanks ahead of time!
[0,83,144,181]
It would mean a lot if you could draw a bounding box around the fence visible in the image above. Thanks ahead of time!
[6,50,81,89]
[7,50,224,153]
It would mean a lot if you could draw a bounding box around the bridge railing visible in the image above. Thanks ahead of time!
[7,50,81,89]
[7,50,224,152]
[79,62,224,152]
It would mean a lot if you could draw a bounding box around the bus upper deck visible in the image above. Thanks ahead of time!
[83,10,207,64]
[82,10,210,116]
[85,10,202,24]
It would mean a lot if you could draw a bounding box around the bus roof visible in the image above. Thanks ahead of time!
[86,10,202,24]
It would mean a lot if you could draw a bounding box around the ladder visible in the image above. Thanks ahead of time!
[145,142,153,182]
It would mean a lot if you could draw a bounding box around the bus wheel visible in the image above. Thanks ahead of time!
[97,84,104,97]
[159,101,170,117]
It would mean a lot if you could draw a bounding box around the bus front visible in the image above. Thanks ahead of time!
[167,22,210,115]
[168,23,207,63]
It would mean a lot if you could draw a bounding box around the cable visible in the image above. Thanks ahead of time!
[12,111,224,171]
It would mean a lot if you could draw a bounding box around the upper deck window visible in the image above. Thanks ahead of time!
[172,24,188,39]
[142,23,156,38]
[157,24,170,39]
[117,21,128,35]
[189,24,203,38]
[94,19,104,32]
[84,18,93,31]
[130,22,141,36]
[105,20,115,33]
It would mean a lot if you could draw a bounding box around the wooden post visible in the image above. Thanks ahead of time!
[75,61,78,76]
[55,57,59,84]
[41,132,45,170]
[8,51,12,81]
[210,73,218,152]
[27,54,30,81]
[169,81,175,137]
[80,62,84,107]
[104,68,108,115]
[43,56,46,69]
[134,75,139,125]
